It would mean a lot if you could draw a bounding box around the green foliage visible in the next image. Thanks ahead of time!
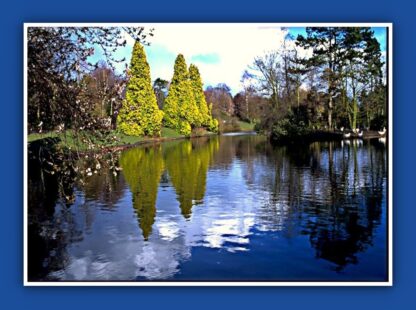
[270,110,311,142]
[28,131,58,142]
[28,130,115,151]
[189,64,209,127]
[161,127,184,138]
[164,56,218,135]
[295,27,386,131]
[178,121,192,136]
[237,121,255,131]
[207,103,218,133]
[117,41,164,137]
[209,118,219,133]
[213,112,242,133]
[120,145,164,240]
[163,55,196,135]
[188,66,219,133]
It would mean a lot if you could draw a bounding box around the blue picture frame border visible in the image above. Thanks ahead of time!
[0,0,414,308]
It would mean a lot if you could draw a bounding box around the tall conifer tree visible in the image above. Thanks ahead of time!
[189,64,210,126]
[189,64,219,132]
[117,41,163,136]
[297,28,344,129]
[164,54,199,136]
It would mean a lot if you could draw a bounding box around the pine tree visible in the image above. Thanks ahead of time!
[163,54,199,136]
[189,64,210,126]
[117,41,164,136]
[188,64,219,132]
[297,28,344,129]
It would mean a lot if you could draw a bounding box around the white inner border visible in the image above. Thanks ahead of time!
[23,22,393,287]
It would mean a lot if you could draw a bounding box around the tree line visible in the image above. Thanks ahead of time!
[246,27,387,139]
[27,28,218,138]
[195,27,387,137]
[27,27,153,134]
[27,26,387,141]
[117,42,218,137]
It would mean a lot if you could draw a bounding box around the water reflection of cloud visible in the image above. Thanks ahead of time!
[204,217,253,250]
[134,238,191,280]
[49,229,191,281]
[156,220,180,241]
[37,137,386,280]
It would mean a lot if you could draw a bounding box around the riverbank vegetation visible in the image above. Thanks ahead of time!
[27,26,387,180]
[26,25,388,213]
[27,27,219,154]
[247,27,387,142]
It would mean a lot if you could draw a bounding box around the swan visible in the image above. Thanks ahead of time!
[378,127,386,136]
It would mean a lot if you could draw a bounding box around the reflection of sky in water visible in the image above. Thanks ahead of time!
[48,158,282,280]
[38,137,386,281]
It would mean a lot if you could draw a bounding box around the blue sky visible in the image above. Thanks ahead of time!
[287,27,387,52]
[89,26,387,94]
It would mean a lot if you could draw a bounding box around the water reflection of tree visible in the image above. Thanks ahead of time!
[295,141,384,270]
[237,138,386,271]
[120,145,164,240]
[164,137,218,219]
[28,135,387,279]
[27,139,78,280]
[234,135,267,186]
[260,144,302,235]
[83,169,126,209]
[211,135,239,169]
[28,169,70,280]
[28,143,130,279]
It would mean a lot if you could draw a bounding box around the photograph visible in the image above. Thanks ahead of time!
[24,23,391,285]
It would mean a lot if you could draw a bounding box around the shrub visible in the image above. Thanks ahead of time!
[270,112,311,142]
[178,121,192,136]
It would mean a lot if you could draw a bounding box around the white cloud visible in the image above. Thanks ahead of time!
[123,25,297,94]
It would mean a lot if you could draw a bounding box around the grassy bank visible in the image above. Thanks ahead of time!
[237,121,255,132]
[27,127,217,152]
[27,119,255,152]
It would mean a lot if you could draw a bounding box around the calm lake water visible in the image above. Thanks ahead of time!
[28,134,388,282]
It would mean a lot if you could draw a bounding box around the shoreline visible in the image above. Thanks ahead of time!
[28,128,386,156]
[270,130,387,144]
[94,131,220,154]
[28,131,221,156]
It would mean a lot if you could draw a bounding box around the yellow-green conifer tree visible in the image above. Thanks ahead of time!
[163,54,199,136]
[117,41,163,136]
[189,64,218,132]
